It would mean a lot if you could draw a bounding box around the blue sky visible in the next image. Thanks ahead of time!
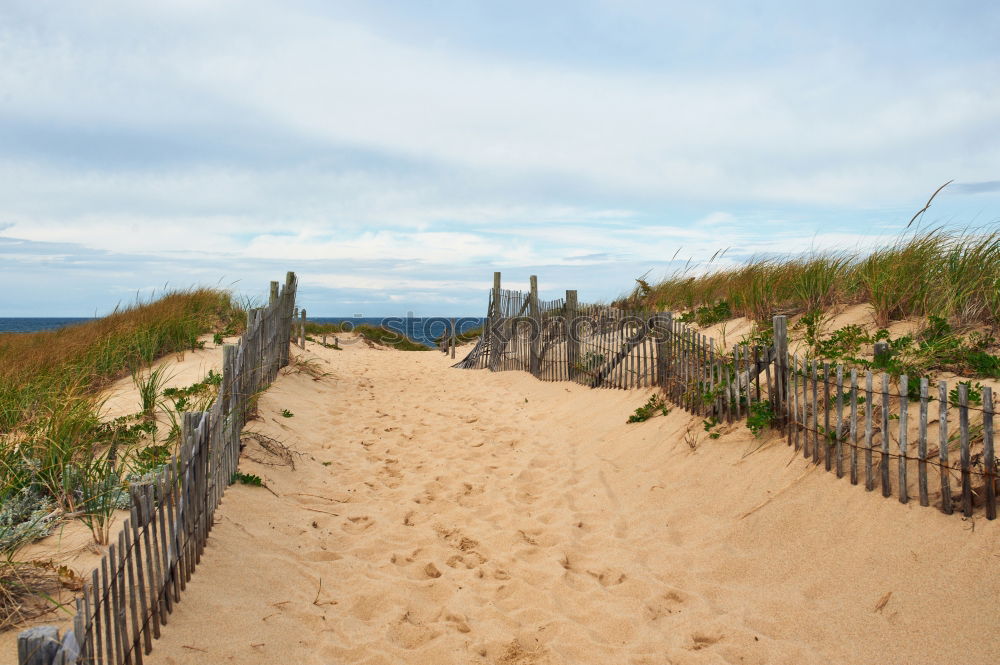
[1,0,998,316]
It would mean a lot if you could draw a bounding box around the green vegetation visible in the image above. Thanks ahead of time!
[746,400,775,437]
[353,325,431,351]
[624,229,1000,379]
[627,394,670,423]
[573,351,606,375]
[0,289,244,557]
[281,409,294,418]
[434,325,483,347]
[795,313,1000,380]
[303,321,430,350]
[702,416,722,439]
[231,472,263,487]
[133,365,172,420]
[679,301,732,327]
[623,229,1000,330]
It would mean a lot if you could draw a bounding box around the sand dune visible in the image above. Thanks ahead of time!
[134,337,999,665]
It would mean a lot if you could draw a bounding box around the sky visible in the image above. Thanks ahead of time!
[1,0,999,317]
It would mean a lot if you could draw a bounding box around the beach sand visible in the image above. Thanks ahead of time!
[114,336,998,665]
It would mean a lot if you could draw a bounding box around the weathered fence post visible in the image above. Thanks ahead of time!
[566,290,579,381]
[487,272,501,369]
[269,281,279,307]
[874,341,891,366]
[655,312,672,389]
[529,275,540,377]
[772,315,789,436]
[299,309,306,349]
[983,386,995,520]
[450,318,457,359]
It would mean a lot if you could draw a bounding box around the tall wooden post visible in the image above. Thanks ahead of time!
[529,275,540,376]
[566,290,579,381]
[772,315,789,434]
[488,272,501,369]
[656,312,672,389]
[450,318,457,359]
[280,272,296,367]
[299,309,306,349]
[269,281,279,306]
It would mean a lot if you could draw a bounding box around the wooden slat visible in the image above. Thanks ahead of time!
[122,520,144,665]
[865,371,874,491]
[811,359,820,463]
[823,362,832,472]
[896,375,908,504]
[917,378,929,506]
[880,373,891,498]
[958,383,972,517]
[835,365,844,478]
[107,545,122,665]
[849,369,859,485]
[939,380,953,514]
[983,386,996,520]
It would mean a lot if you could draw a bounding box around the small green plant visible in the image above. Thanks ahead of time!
[231,472,263,487]
[627,394,670,423]
[574,351,605,374]
[949,380,983,406]
[129,444,172,477]
[746,400,774,437]
[132,365,172,420]
[162,370,221,413]
[213,332,224,345]
[69,448,125,545]
[702,416,722,439]
[281,409,294,418]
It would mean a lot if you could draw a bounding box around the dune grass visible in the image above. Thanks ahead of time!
[0,289,244,556]
[303,322,431,351]
[624,228,1000,330]
[434,325,483,348]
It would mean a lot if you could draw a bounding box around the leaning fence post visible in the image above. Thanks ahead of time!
[269,281,279,307]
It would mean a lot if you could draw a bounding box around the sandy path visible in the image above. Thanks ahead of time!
[144,339,1000,665]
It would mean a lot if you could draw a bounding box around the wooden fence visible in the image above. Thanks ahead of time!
[17,272,299,665]
[458,273,998,521]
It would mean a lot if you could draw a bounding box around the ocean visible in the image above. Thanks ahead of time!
[0,316,484,349]
[309,317,485,348]
[0,317,95,333]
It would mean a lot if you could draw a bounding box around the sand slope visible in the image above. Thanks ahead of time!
[142,338,1000,665]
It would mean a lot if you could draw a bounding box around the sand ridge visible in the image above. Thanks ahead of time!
[137,337,1000,665]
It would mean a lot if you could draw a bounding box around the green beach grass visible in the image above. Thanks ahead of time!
[0,289,244,562]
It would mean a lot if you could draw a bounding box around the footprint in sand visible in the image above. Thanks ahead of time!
[302,550,343,562]
[689,632,723,651]
[445,612,471,634]
[342,515,375,533]
[386,611,441,649]
[644,589,688,621]
[586,568,627,587]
